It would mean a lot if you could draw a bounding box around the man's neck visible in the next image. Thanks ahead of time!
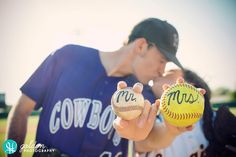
[99,46,134,77]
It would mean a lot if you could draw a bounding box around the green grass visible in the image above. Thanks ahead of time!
[212,107,236,115]
[0,107,235,157]
[229,107,236,115]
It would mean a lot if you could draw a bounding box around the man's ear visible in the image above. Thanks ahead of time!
[133,38,148,55]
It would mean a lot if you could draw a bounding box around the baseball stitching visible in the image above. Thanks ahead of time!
[112,103,143,112]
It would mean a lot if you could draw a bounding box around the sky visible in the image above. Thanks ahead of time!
[0,0,236,105]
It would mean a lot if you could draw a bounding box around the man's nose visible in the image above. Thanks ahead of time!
[159,63,167,75]
[158,68,165,77]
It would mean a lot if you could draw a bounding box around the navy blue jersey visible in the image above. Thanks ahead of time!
[21,44,156,157]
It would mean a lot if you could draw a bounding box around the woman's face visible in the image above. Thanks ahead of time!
[152,69,183,98]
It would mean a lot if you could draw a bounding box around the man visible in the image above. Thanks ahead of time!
[7,18,186,157]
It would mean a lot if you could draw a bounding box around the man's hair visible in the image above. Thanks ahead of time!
[127,18,184,69]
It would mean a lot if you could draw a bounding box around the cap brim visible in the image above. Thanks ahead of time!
[158,47,184,70]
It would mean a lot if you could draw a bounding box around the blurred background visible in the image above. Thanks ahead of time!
[0,0,236,156]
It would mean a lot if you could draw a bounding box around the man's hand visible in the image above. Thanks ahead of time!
[112,81,159,141]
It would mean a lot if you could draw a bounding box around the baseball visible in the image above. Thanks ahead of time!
[160,82,204,127]
[111,87,145,120]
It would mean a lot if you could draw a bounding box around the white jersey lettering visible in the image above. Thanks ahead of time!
[87,100,102,130]
[74,98,91,128]
[49,101,61,134]
[99,105,115,134]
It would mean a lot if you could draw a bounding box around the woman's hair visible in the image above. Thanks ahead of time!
[183,69,236,156]
[183,69,215,147]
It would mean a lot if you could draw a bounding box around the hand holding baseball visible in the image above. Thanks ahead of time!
[112,81,159,141]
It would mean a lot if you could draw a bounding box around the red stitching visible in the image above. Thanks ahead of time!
[172,113,176,119]
[191,113,194,119]
[176,113,179,119]
[161,83,203,121]
[167,110,170,116]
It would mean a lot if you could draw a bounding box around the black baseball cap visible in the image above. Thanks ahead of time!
[128,18,183,69]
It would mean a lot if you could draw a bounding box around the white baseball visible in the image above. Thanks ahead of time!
[111,87,145,120]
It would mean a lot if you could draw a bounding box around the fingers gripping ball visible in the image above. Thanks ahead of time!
[111,87,145,120]
[160,83,204,127]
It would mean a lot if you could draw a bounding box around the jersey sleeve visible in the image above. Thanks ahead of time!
[20,53,57,110]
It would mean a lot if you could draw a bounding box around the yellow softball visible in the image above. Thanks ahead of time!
[160,82,204,127]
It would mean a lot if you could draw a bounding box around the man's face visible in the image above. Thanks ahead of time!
[132,45,168,84]
[152,69,183,98]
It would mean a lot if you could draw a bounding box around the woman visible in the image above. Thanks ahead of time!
[139,69,236,157]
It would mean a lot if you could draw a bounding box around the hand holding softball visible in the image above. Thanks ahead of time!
[160,78,206,127]
[112,81,159,141]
